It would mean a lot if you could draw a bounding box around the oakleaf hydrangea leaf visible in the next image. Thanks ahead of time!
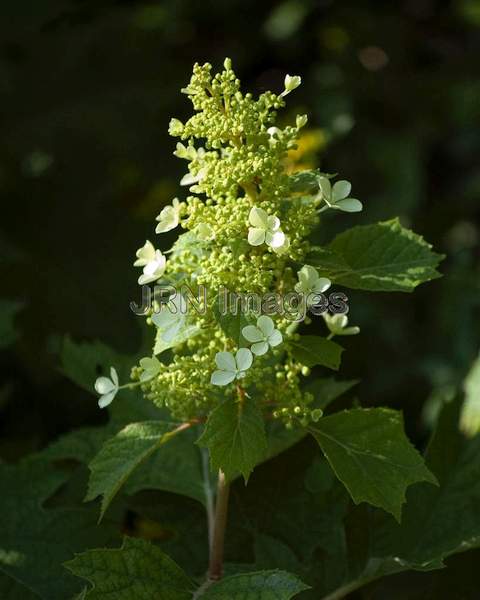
[202,569,310,599]
[85,421,189,521]
[65,537,194,600]
[289,335,344,370]
[197,397,267,482]
[310,408,438,521]
[307,219,444,292]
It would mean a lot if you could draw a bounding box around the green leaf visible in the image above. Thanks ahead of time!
[46,424,210,507]
[86,421,190,520]
[65,537,195,599]
[310,399,480,598]
[123,425,208,504]
[304,377,359,411]
[44,425,114,465]
[202,570,310,599]
[307,218,444,291]
[154,323,201,355]
[197,398,268,482]
[288,170,320,194]
[310,408,437,520]
[0,300,23,349]
[374,398,480,565]
[254,534,303,573]
[290,336,344,370]
[303,247,349,274]
[0,573,38,600]
[0,457,119,600]
[213,302,256,347]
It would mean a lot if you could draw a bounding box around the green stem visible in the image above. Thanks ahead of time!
[208,470,230,581]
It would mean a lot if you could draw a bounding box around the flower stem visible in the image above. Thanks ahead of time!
[201,448,215,550]
[208,469,230,581]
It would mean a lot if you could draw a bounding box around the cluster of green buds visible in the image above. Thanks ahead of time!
[94,59,360,424]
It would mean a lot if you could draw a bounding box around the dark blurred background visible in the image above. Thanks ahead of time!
[1,0,479,458]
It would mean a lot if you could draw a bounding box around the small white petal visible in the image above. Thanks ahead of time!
[139,357,161,375]
[110,367,119,386]
[138,273,158,285]
[298,265,318,288]
[180,172,200,186]
[334,198,363,212]
[342,326,360,335]
[268,329,283,347]
[155,219,175,234]
[332,180,351,202]
[332,314,348,329]
[272,236,290,255]
[266,230,285,248]
[257,315,274,337]
[313,277,331,294]
[235,348,253,372]
[242,325,264,343]
[317,176,332,201]
[215,351,236,372]
[98,390,116,408]
[248,228,266,246]
[94,377,115,395]
[266,215,280,231]
[251,341,269,356]
[211,370,236,386]
[248,207,269,229]
[133,240,156,267]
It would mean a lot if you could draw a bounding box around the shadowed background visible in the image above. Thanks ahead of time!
[2,0,479,452]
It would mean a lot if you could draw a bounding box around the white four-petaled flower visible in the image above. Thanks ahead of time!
[295,265,331,303]
[242,315,283,356]
[324,313,360,337]
[248,207,286,249]
[94,367,119,409]
[317,177,363,213]
[155,198,181,233]
[211,348,253,386]
[133,240,166,285]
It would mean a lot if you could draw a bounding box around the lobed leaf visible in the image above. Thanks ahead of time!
[197,397,267,482]
[201,570,310,599]
[310,407,437,520]
[85,421,190,521]
[307,218,444,292]
[65,537,194,600]
[290,336,344,370]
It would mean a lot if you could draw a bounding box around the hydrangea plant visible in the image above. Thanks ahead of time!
[79,59,443,594]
